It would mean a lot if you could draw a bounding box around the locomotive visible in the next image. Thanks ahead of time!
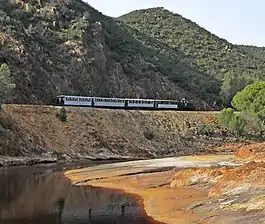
[54,95,195,110]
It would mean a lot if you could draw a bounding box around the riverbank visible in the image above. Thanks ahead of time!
[65,155,236,224]
[170,142,265,224]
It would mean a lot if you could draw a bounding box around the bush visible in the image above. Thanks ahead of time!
[143,130,154,140]
[58,107,67,122]
[217,108,234,129]
[228,115,246,136]
[218,108,246,136]
[198,123,214,136]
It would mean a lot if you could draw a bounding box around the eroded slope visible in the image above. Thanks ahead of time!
[0,104,228,164]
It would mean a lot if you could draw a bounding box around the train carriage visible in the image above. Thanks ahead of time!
[93,97,125,108]
[56,95,93,107]
[127,99,154,108]
[155,100,179,109]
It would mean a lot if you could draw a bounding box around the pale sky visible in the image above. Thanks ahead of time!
[85,0,264,47]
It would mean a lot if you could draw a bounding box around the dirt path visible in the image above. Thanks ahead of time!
[65,155,236,224]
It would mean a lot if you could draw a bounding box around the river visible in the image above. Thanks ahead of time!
[0,161,162,224]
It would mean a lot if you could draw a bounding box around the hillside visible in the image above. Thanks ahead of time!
[119,7,265,105]
[2,2,265,109]
[0,0,212,110]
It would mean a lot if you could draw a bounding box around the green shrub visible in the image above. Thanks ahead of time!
[218,108,246,136]
[58,107,67,122]
[143,130,154,140]
[198,123,214,136]
[228,114,246,136]
[217,108,234,129]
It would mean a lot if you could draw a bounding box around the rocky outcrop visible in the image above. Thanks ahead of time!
[170,143,265,223]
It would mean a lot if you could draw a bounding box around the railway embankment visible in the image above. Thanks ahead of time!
[0,104,252,166]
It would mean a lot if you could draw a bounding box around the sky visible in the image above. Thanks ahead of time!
[85,0,264,47]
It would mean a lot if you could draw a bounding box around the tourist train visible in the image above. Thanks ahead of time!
[54,95,195,110]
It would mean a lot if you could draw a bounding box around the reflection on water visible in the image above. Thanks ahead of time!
[0,163,161,224]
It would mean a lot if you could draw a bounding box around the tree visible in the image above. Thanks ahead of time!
[232,81,265,135]
[217,108,234,129]
[0,63,15,111]
[219,73,254,107]
[218,108,246,136]
[228,115,246,136]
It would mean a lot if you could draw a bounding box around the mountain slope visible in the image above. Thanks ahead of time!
[0,0,211,109]
[119,7,265,105]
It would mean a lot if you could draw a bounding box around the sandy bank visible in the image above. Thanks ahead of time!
[65,155,235,224]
